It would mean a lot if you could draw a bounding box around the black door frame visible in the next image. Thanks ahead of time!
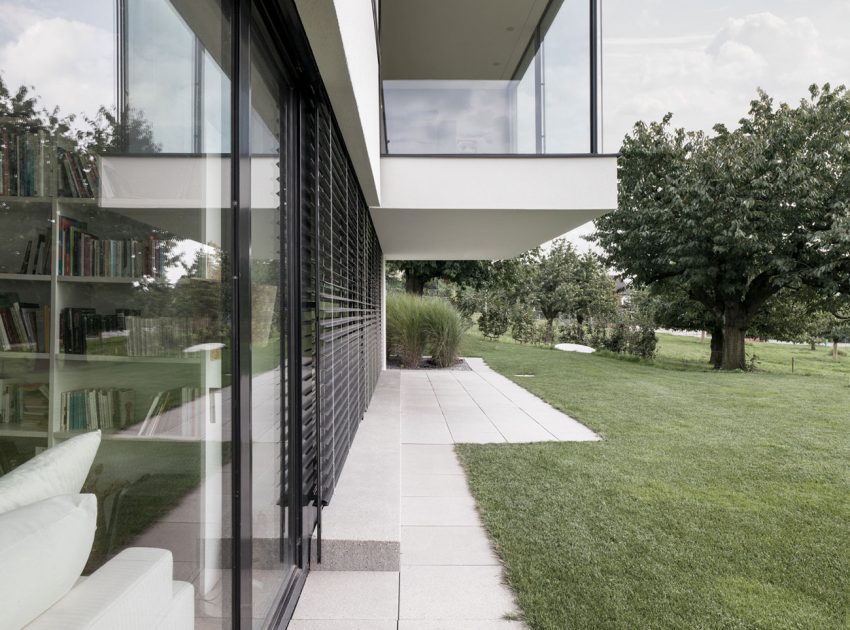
[230,1,323,628]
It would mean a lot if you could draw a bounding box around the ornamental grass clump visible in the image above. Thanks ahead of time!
[422,298,467,367]
[386,293,467,368]
[387,292,427,367]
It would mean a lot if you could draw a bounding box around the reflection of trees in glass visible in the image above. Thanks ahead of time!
[0,73,160,155]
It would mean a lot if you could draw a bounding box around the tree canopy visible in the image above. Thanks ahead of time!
[593,84,850,370]
[386,260,490,294]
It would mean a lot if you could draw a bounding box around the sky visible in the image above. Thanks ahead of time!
[562,0,850,252]
[2,0,848,254]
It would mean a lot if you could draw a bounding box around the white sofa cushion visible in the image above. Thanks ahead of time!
[0,430,101,514]
[26,548,192,630]
[0,494,97,630]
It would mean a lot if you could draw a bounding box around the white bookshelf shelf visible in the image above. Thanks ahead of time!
[0,273,51,282]
[0,352,50,360]
[58,353,200,365]
[0,426,48,438]
[58,276,143,285]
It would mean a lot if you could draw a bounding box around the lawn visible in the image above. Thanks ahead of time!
[456,333,850,630]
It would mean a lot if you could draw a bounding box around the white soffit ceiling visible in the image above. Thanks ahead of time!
[380,0,551,80]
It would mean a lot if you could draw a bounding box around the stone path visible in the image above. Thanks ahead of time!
[290,358,599,629]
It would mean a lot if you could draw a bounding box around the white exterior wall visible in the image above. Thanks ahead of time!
[294,0,381,205]
[373,156,618,259]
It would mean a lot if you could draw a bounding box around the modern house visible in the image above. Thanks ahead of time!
[0,0,615,628]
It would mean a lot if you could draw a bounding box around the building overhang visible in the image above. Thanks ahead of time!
[381,0,553,80]
[372,155,617,260]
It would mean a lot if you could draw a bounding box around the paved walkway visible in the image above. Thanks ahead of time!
[290,358,599,629]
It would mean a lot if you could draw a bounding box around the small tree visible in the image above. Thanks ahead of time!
[529,240,580,344]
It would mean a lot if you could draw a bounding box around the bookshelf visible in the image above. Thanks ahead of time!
[0,125,223,472]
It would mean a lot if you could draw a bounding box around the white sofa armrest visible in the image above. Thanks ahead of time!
[26,548,192,630]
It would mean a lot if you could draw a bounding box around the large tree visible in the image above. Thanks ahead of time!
[594,85,850,370]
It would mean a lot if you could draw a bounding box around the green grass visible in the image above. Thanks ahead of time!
[456,333,850,630]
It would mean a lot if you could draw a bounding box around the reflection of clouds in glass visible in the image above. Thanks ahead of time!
[385,81,517,153]
[542,0,590,153]
[0,8,114,119]
[127,0,195,153]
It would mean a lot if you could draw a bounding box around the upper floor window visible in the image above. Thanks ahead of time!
[381,0,599,155]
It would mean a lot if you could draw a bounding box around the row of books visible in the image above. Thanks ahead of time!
[0,294,49,353]
[19,228,53,275]
[58,216,172,279]
[137,387,203,437]
[0,127,48,197]
[60,308,140,355]
[59,308,211,358]
[0,381,49,425]
[59,388,135,432]
[57,147,98,199]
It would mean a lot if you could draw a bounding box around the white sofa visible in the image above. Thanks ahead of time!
[0,432,194,630]
[25,548,193,630]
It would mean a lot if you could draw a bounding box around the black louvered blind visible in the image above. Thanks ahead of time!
[299,100,383,525]
[315,103,382,502]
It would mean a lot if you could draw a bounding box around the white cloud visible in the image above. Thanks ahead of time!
[562,1,850,253]
[0,15,114,119]
[602,8,850,150]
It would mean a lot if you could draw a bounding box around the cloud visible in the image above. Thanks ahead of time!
[564,2,850,253]
[0,15,114,119]
[602,9,850,150]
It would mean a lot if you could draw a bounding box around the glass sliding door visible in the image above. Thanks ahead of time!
[0,0,235,628]
[248,12,299,628]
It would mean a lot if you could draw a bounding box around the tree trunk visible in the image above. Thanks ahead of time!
[833,339,839,361]
[721,327,747,370]
[544,318,555,345]
[810,340,817,351]
[404,274,426,295]
[720,303,748,371]
[709,327,724,369]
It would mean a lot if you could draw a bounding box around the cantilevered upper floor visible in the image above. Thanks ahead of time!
[295,0,615,260]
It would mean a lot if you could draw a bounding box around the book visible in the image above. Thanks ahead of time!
[0,124,47,197]
[0,293,45,352]
[19,239,32,274]
[60,387,134,431]
[0,380,48,426]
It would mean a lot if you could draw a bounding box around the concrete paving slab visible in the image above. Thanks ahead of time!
[399,621,527,630]
[292,571,399,620]
[290,621,397,630]
[401,496,481,527]
[401,445,464,476]
[399,565,519,620]
[402,473,471,497]
[401,526,500,566]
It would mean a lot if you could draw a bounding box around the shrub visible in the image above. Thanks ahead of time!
[604,323,629,353]
[630,326,658,359]
[478,297,510,339]
[510,304,537,344]
[422,298,467,367]
[386,292,427,367]
[559,321,587,345]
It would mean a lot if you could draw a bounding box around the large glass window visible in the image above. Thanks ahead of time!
[0,1,233,627]
[382,0,595,155]
[249,17,296,627]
